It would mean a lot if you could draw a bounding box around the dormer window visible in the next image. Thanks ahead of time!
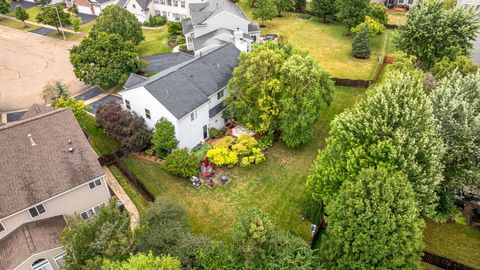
[28,204,46,218]
[217,89,224,100]
[89,179,102,189]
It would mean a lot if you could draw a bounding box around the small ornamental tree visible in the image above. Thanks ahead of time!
[432,54,478,79]
[274,0,295,16]
[0,0,9,15]
[311,0,336,22]
[252,0,278,27]
[351,24,370,59]
[319,167,425,269]
[36,4,71,35]
[352,16,385,36]
[71,16,82,33]
[163,149,198,178]
[92,5,144,45]
[336,0,370,30]
[41,80,70,105]
[70,32,140,87]
[101,253,181,270]
[54,97,91,121]
[368,3,387,25]
[96,101,151,152]
[15,6,29,27]
[152,118,178,157]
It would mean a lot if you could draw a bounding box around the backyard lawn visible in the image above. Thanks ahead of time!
[137,27,172,57]
[109,165,150,215]
[78,115,120,156]
[388,11,407,26]
[121,86,366,241]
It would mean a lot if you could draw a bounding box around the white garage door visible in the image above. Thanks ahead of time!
[78,5,94,15]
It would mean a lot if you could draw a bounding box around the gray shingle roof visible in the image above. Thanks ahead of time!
[189,0,248,25]
[248,23,260,32]
[182,19,194,34]
[132,0,152,10]
[124,73,147,89]
[121,44,240,119]
[0,216,66,270]
[117,0,128,7]
[0,108,104,219]
[192,28,232,50]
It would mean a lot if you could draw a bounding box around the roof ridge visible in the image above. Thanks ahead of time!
[0,108,68,132]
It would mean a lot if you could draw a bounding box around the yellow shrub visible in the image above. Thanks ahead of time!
[232,134,258,155]
[206,147,238,167]
[214,136,235,149]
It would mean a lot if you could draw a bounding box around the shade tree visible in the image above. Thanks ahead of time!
[311,0,336,22]
[0,0,10,15]
[14,6,29,26]
[252,0,278,26]
[36,4,71,35]
[91,5,144,45]
[336,0,370,30]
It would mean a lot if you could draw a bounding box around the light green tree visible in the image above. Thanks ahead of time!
[396,1,479,69]
[151,118,178,157]
[36,4,71,35]
[336,0,370,30]
[0,0,10,15]
[163,149,198,178]
[14,6,29,27]
[71,16,82,33]
[70,32,140,87]
[92,5,144,45]
[252,0,278,26]
[432,54,478,79]
[54,97,91,121]
[307,72,444,217]
[319,167,425,269]
[101,252,181,270]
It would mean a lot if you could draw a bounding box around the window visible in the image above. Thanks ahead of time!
[54,253,66,269]
[154,0,159,3]
[145,108,151,119]
[408,0,413,4]
[32,258,53,270]
[125,99,131,110]
[190,112,195,121]
[174,13,180,21]
[132,3,136,8]
[173,0,178,6]
[180,1,185,7]
[89,179,102,189]
[167,0,172,6]
[155,10,160,15]
[28,204,46,218]
[160,0,165,4]
[217,89,224,99]
[162,11,167,16]
[0,222,5,233]
[80,205,102,220]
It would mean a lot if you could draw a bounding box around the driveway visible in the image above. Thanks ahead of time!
[76,13,97,25]
[8,1,36,13]
[88,94,123,114]
[0,26,86,112]
[29,27,56,36]
[141,52,193,74]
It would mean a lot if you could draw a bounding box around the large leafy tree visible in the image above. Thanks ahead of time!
[135,197,211,269]
[14,6,29,26]
[70,32,140,87]
[152,118,178,157]
[101,253,181,270]
[311,0,336,22]
[252,0,278,26]
[91,5,144,45]
[336,0,370,30]
[36,4,71,35]
[430,71,480,196]
[396,1,479,69]
[0,0,10,15]
[307,72,444,217]
[61,201,133,270]
[319,167,424,270]
[274,0,295,16]
[226,42,334,148]
[368,3,387,25]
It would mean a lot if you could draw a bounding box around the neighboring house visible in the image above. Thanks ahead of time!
[65,0,119,15]
[457,0,480,11]
[120,0,203,22]
[373,0,419,8]
[457,0,480,63]
[183,0,260,55]
[0,105,110,270]
[120,43,240,149]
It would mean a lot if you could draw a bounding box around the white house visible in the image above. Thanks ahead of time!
[457,0,480,11]
[65,0,119,16]
[119,0,204,22]
[372,0,419,8]
[119,43,240,149]
[182,0,260,55]
[0,105,111,270]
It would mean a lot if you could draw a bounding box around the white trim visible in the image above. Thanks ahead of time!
[204,10,250,25]
[13,247,64,270]
[0,175,105,222]
[53,252,66,269]
[0,221,5,233]
[102,177,111,199]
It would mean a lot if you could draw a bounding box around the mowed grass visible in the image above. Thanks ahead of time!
[46,30,85,42]
[423,220,480,268]
[388,11,407,26]
[122,86,366,241]
[109,165,150,215]
[137,27,172,57]
[78,115,120,156]
[0,16,40,31]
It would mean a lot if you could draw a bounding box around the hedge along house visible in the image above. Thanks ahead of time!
[119,43,240,150]
[0,105,111,270]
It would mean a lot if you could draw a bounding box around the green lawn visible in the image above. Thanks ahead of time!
[122,86,366,241]
[109,165,150,215]
[77,19,96,33]
[78,115,120,156]
[24,6,42,22]
[388,11,407,26]
[0,17,40,31]
[423,220,480,268]
[137,27,172,57]
[46,29,85,42]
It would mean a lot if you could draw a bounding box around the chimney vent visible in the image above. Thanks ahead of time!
[27,134,37,146]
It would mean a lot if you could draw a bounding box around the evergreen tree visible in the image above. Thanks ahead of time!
[41,80,70,105]
[151,118,178,157]
[307,72,444,217]
[336,0,370,30]
[351,24,370,59]
[14,6,29,26]
[274,0,295,16]
[252,0,278,26]
[311,0,335,22]
[319,167,425,269]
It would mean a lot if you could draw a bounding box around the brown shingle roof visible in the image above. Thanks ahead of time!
[0,108,104,219]
[19,104,54,121]
[0,215,66,270]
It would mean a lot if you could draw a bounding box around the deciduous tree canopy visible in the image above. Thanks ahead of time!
[36,4,71,34]
[91,5,144,45]
[336,0,370,30]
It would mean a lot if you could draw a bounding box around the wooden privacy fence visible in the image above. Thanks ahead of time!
[99,151,155,203]
[422,252,477,270]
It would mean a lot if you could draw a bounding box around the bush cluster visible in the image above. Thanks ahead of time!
[163,149,198,178]
[352,16,385,36]
[206,135,266,168]
[208,127,227,139]
[144,15,166,27]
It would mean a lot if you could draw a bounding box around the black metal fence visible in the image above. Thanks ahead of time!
[422,252,477,270]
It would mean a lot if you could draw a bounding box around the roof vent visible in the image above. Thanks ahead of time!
[27,134,36,146]
[216,2,219,8]
[68,147,74,153]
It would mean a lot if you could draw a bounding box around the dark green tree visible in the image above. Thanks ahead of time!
[14,6,29,26]
[252,0,278,26]
[307,72,444,217]
[70,32,140,87]
[92,5,144,45]
[311,0,336,22]
[294,0,306,10]
[336,0,370,30]
[151,118,178,157]
[0,0,10,15]
[163,149,198,178]
[319,167,425,269]
[274,0,295,16]
[61,201,133,270]
[36,4,71,35]
[396,1,479,69]
[432,54,478,79]
[351,24,370,59]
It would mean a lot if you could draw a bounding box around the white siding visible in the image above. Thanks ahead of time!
[194,11,249,37]
[176,102,210,149]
